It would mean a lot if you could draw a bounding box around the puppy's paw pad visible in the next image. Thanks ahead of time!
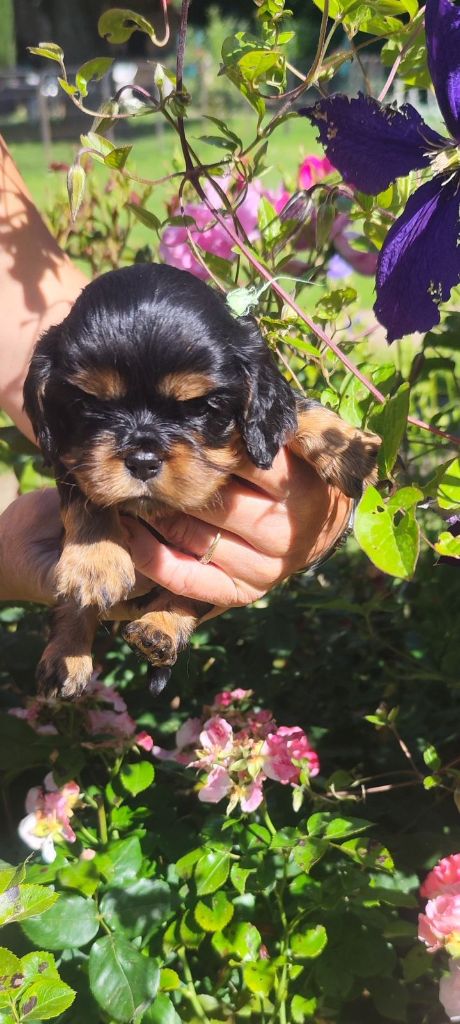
[36,648,93,700]
[55,543,135,611]
[122,623,177,666]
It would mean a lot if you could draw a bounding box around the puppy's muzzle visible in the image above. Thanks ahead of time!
[125,449,163,481]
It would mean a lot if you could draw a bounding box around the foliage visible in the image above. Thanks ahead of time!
[1,0,460,1022]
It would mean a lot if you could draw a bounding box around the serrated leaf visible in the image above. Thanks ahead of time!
[58,78,78,96]
[292,838,328,873]
[230,864,252,895]
[143,993,181,1024]
[89,934,159,1022]
[120,759,154,796]
[194,892,234,932]
[291,924,327,959]
[19,977,75,1020]
[80,131,115,156]
[379,383,410,476]
[21,894,98,950]
[179,910,204,950]
[291,994,317,1022]
[0,884,57,927]
[195,851,230,896]
[98,836,143,883]
[355,485,420,578]
[0,948,21,982]
[100,879,171,939]
[307,813,372,839]
[0,864,26,894]
[243,960,275,996]
[28,42,63,64]
[434,531,460,559]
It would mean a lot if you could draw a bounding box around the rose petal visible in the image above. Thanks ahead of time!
[426,0,460,142]
[302,93,446,194]
[375,174,460,342]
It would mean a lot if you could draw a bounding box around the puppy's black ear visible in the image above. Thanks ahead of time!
[238,323,297,469]
[23,330,57,464]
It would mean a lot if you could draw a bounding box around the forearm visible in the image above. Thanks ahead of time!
[0,136,88,439]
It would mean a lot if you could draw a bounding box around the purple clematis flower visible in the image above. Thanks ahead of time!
[302,0,460,343]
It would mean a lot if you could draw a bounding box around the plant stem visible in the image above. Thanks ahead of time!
[95,794,108,845]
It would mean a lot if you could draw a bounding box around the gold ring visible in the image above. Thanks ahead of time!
[200,531,222,564]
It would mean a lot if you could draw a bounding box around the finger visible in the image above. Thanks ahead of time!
[234,448,311,500]
[121,518,265,606]
[149,513,286,588]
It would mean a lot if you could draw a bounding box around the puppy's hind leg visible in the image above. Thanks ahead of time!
[289,399,381,499]
[36,602,97,699]
[121,597,207,694]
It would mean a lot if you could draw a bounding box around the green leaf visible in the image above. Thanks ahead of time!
[80,131,114,155]
[98,9,158,44]
[195,851,230,896]
[198,135,238,152]
[423,745,441,770]
[292,838,328,873]
[98,836,143,883]
[291,994,317,1022]
[371,976,408,1021]
[291,925,327,959]
[120,760,154,796]
[19,952,59,982]
[89,934,159,1023]
[355,485,420,579]
[434,531,460,559]
[159,969,180,992]
[0,864,26,894]
[21,894,99,950]
[315,287,357,320]
[307,812,372,839]
[67,164,86,221]
[27,42,63,64]
[0,948,21,981]
[379,383,410,476]
[437,457,460,509]
[19,977,75,1020]
[143,994,181,1024]
[125,203,162,231]
[243,961,275,996]
[175,848,203,880]
[258,196,280,246]
[75,57,114,98]
[57,77,78,96]
[179,910,204,950]
[194,892,234,932]
[100,879,171,939]
[0,884,58,927]
[230,864,253,895]
[58,859,100,898]
[341,839,394,872]
[104,145,132,170]
[212,922,261,961]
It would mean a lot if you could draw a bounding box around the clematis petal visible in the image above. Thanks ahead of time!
[426,0,460,142]
[302,94,446,194]
[375,175,460,343]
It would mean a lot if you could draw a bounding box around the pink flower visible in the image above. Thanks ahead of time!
[9,704,58,736]
[135,731,154,752]
[239,780,264,813]
[198,766,231,804]
[200,717,233,758]
[440,960,460,1021]
[86,709,136,738]
[298,155,335,189]
[86,678,128,713]
[213,689,252,708]
[262,726,320,785]
[421,855,460,900]
[19,773,80,861]
[80,848,96,861]
[153,717,202,764]
[418,895,460,953]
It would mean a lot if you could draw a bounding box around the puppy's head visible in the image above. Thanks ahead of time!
[24,264,296,511]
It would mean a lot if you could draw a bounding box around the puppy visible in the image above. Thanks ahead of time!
[23,263,379,699]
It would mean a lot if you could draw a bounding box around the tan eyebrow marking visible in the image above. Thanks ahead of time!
[69,367,128,400]
[157,371,214,401]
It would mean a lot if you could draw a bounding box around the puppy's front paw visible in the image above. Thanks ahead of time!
[55,542,136,611]
[36,644,93,700]
[122,621,178,667]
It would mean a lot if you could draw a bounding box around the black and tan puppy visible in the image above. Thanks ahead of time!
[23,263,379,699]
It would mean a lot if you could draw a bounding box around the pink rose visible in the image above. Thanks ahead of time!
[421,855,460,899]
[198,766,231,804]
[418,894,460,952]
[200,717,233,756]
[440,959,460,1021]
[86,709,136,738]
[153,717,201,763]
[240,780,264,813]
[262,726,319,785]
[214,689,252,708]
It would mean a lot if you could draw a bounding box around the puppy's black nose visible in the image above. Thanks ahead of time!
[125,451,162,480]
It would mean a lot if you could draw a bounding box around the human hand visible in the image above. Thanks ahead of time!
[120,449,353,612]
[0,452,352,610]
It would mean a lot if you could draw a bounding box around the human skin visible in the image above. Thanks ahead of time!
[0,135,352,608]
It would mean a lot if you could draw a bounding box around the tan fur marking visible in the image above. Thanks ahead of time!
[69,367,127,400]
[122,599,200,666]
[289,407,380,499]
[158,371,214,401]
[58,500,135,610]
[37,604,98,699]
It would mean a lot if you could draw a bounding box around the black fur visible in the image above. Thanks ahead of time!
[24,263,297,489]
